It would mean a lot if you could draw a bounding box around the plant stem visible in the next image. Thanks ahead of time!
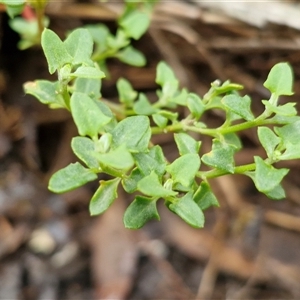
[197,163,256,180]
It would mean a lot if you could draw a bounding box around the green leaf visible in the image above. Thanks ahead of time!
[262,100,297,117]
[193,182,219,210]
[166,154,200,188]
[268,115,300,125]
[74,77,101,100]
[210,80,243,95]
[117,78,137,107]
[152,114,168,128]
[133,93,157,115]
[201,139,236,173]
[137,171,177,197]
[263,62,294,96]
[119,10,150,40]
[222,94,254,121]
[274,120,300,145]
[5,2,25,18]
[49,162,97,193]
[64,28,94,65]
[174,133,201,155]
[107,29,129,49]
[157,110,178,123]
[111,116,151,152]
[251,156,289,193]
[223,133,242,151]
[116,46,146,67]
[187,93,205,119]
[41,29,72,74]
[89,178,120,216]
[124,196,160,229]
[280,142,300,160]
[156,61,177,87]
[171,89,188,106]
[70,92,111,138]
[257,127,281,159]
[122,168,144,193]
[85,24,109,51]
[161,81,179,101]
[71,66,105,79]
[169,192,204,228]
[96,133,112,153]
[71,137,99,169]
[264,183,286,200]
[9,17,49,49]
[96,144,134,171]
[24,80,65,108]
[133,145,166,177]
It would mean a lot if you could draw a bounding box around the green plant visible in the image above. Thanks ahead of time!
[5,1,300,229]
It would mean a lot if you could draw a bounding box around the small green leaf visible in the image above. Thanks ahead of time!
[9,17,49,49]
[263,62,294,96]
[222,94,254,121]
[119,10,150,40]
[5,2,25,18]
[264,183,286,200]
[174,133,201,155]
[71,66,105,79]
[70,92,111,138]
[133,145,166,177]
[133,93,157,115]
[124,196,160,229]
[193,182,219,210]
[71,137,99,169]
[96,144,134,171]
[201,139,236,173]
[96,133,112,153]
[41,29,72,74]
[64,28,94,65]
[161,81,179,100]
[137,171,177,197]
[257,127,281,159]
[171,89,188,106]
[117,78,137,107]
[89,178,120,216]
[274,120,300,145]
[156,61,177,87]
[152,114,168,128]
[223,133,242,151]
[116,46,146,67]
[252,156,289,193]
[166,154,200,188]
[169,192,204,228]
[187,93,205,119]
[122,168,144,193]
[85,24,109,51]
[211,80,243,95]
[111,116,151,152]
[157,110,178,123]
[280,142,300,160]
[49,162,97,193]
[107,29,129,49]
[24,80,65,108]
[74,77,101,100]
[262,100,297,117]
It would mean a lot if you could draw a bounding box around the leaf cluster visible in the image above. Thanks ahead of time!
[12,1,300,229]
